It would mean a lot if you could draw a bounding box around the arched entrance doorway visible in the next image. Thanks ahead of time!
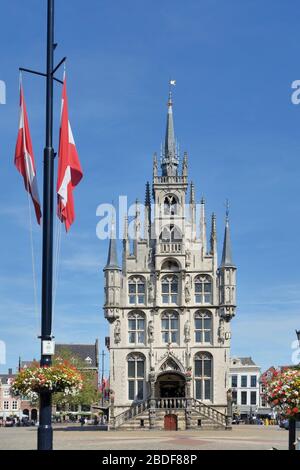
[164,414,177,431]
[156,372,186,398]
[31,409,38,422]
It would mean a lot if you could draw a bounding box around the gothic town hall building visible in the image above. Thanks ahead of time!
[103,91,237,430]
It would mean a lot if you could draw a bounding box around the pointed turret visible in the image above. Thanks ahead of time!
[104,214,121,323]
[161,90,179,177]
[104,217,120,270]
[219,202,236,322]
[220,210,235,268]
[182,152,188,177]
[165,92,176,158]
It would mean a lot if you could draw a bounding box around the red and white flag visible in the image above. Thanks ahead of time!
[57,75,83,231]
[14,83,42,224]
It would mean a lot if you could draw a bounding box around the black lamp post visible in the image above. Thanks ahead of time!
[20,0,67,450]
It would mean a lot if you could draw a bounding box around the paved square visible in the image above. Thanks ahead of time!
[0,425,288,450]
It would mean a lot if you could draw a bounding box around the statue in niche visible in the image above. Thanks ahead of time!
[148,320,154,343]
[224,286,229,304]
[184,320,191,343]
[185,277,191,303]
[218,318,225,344]
[114,319,121,344]
[186,249,191,266]
[148,247,153,265]
[148,276,155,302]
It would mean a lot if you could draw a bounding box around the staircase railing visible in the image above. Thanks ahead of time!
[113,396,228,429]
[190,398,227,427]
[155,397,187,409]
[114,399,150,428]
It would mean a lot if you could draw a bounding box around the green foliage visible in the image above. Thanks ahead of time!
[52,348,100,408]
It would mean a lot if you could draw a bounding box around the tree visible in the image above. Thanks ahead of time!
[52,348,100,410]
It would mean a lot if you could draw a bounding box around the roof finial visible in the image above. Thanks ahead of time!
[161,79,178,177]
[210,212,217,255]
[220,201,235,268]
[168,78,176,106]
[225,199,230,223]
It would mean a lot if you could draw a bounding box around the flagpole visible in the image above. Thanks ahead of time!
[38,0,55,450]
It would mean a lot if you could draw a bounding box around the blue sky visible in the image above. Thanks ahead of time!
[0,0,300,375]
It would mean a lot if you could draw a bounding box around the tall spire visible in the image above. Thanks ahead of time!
[165,91,176,158]
[144,182,151,240]
[190,182,196,240]
[145,181,151,207]
[161,87,179,177]
[210,212,217,255]
[220,201,235,267]
[200,197,207,255]
[104,215,120,270]
[189,181,195,205]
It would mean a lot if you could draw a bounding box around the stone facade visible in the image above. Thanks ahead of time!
[103,90,237,425]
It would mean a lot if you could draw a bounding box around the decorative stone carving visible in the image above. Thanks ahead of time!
[148,276,155,302]
[160,358,180,371]
[148,320,154,343]
[186,249,191,267]
[184,320,191,343]
[114,319,121,344]
[184,277,191,303]
[149,367,156,383]
[218,318,225,344]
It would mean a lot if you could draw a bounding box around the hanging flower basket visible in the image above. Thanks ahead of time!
[262,367,300,418]
[11,362,83,401]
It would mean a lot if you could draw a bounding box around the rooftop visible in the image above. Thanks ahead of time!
[55,342,99,369]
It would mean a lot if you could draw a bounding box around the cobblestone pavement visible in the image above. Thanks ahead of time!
[0,425,288,450]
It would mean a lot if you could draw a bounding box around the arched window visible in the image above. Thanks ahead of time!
[161,275,178,304]
[194,311,212,344]
[161,311,179,344]
[127,353,145,401]
[128,312,145,344]
[160,225,182,242]
[128,276,145,305]
[163,195,178,216]
[194,275,212,304]
[161,259,180,271]
[194,353,213,401]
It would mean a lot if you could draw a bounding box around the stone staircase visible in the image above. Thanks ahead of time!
[112,397,229,431]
